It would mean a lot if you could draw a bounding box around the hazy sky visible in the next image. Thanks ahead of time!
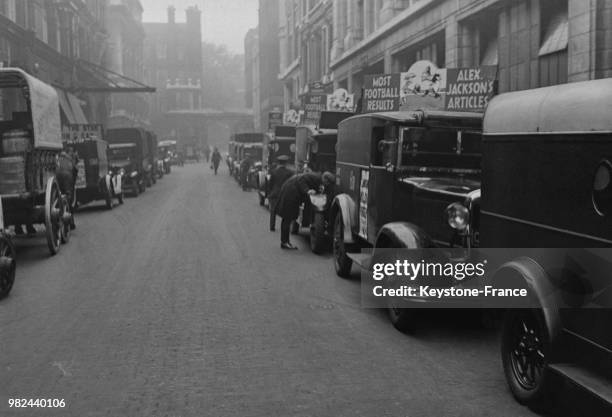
[141,0,258,54]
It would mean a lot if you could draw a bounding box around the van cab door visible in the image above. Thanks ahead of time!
[365,130,399,243]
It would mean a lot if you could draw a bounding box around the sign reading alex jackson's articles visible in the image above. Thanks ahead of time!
[445,66,497,111]
[362,62,497,113]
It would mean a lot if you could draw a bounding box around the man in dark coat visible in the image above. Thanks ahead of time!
[276,171,335,249]
[267,155,294,232]
[211,147,222,175]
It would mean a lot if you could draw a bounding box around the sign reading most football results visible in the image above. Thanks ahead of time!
[362,61,497,113]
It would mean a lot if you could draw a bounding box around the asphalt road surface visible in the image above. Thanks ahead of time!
[0,164,602,417]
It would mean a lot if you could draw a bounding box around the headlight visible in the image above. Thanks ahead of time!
[446,202,469,231]
[130,171,138,178]
[119,168,125,176]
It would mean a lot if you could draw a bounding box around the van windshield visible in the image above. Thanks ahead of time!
[109,146,136,159]
[399,127,481,173]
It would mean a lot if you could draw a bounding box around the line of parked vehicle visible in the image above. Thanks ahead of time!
[0,68,183,301]
[226,78,612,414]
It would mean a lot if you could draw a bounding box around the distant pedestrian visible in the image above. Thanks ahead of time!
[267,155,294,232]
[276,171,335,250]
[211,147,221,175]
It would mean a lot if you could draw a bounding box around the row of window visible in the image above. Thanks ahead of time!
[298,0,570,96]
[0,0,101,62]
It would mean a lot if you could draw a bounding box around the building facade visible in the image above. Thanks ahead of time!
[105,0,148,129]
[244,27,259,112]
[275,0,612,113]
[143,5,206,150]
[279,0,333,111]
[0,0,110,125]
[248,0,283,132]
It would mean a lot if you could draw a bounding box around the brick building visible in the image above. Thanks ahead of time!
[106,0,150,129]
[244,27,259,121]
[0,0,110,125]
[143,5,205,150]
[244,0,283,132]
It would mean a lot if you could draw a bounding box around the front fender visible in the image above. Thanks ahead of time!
[374,222,432,249]
[331,194,357,243]
[492,257,562,344]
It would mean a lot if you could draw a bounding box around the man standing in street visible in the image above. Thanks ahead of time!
[267,155,293,232]
[211,147,222,175]
[275,171,335,250]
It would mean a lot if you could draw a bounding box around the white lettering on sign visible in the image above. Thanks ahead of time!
[358,170,369,240]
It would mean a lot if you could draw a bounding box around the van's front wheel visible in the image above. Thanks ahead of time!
[502,309,552,410]
[332,213,353,278]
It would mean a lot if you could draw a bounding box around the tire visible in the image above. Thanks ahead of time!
[139,182,146,194]
[0,235,16,300]
[133,183,140,197]
[44,177,62,255]
[387,299,417,333]
[310,212,327,254]
[501,309,553,410]
[60,195,72,244]
[332,213,353,278]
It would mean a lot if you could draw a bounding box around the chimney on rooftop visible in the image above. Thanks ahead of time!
[167,6,176,24]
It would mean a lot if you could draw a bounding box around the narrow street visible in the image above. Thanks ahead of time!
[0,164,541,417]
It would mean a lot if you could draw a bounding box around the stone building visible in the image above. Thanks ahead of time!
[278,0,333,111]
[331,0,612,94]
[276,0,612,111]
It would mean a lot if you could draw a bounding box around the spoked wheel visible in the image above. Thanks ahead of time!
[502,309,552,408]
[332,213,353,278]
[0,234,16,299]
[44,177,63,255]
[60,195,72,244]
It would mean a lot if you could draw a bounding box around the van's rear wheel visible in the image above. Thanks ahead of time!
[332,213,352,278]
[502,309,552,409]
[387,299,417,333]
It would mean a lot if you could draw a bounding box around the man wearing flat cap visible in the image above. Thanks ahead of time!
[276,171,335,250]
[267,155,294,232]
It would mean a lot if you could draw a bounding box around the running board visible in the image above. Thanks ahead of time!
[347,253,372,270]
[549,363,612,405]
